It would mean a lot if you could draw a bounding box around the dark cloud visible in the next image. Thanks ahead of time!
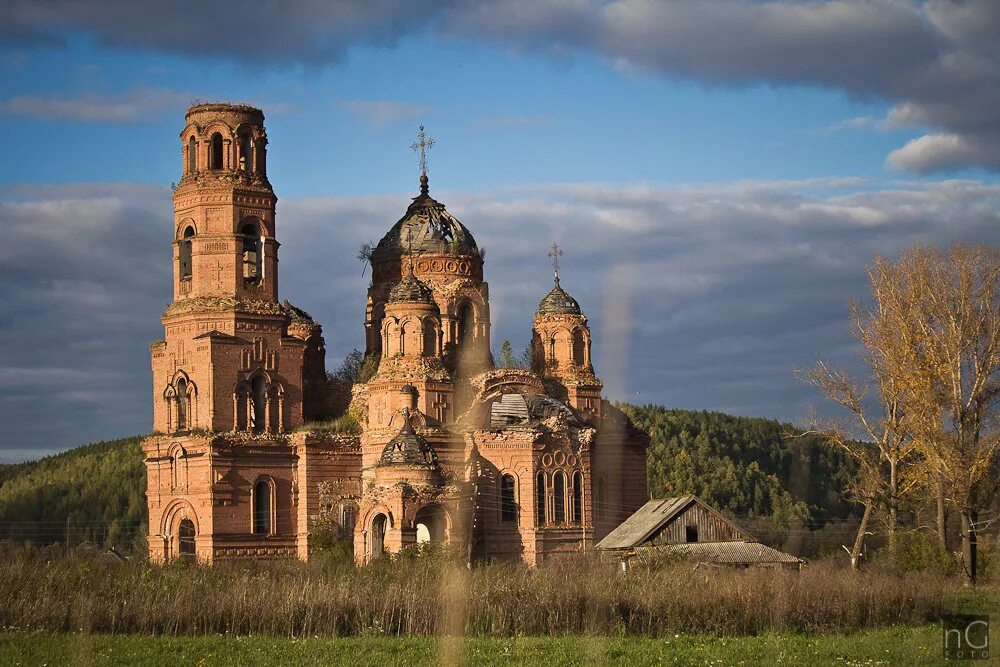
[3,1,1000,171]
[2,178,998,460]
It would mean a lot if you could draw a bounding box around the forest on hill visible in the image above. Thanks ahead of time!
[0,408,858,553]
[0,436,146,549]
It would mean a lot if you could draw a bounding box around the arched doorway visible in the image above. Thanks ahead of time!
[178,518,196,562]
[414,505,448,544]
[371,513,387,559]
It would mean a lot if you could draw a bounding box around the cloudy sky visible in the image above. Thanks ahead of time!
[1,1,998,461]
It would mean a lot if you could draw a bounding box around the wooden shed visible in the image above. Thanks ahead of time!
[596,495,802,570]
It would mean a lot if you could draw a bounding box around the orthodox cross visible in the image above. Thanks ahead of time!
[547,242,563,281]
[410,125,435,176]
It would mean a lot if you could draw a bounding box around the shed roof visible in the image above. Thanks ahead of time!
[596,495,753,550]
[664,541,802,565]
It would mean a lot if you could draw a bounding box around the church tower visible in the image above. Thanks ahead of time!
[531,244,603,422]
[149,103,324,436]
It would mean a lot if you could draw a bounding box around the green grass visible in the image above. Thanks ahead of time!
[0,626,954,666]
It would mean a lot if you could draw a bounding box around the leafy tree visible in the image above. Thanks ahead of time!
[863,244,1000,585]
[500,340,515,368]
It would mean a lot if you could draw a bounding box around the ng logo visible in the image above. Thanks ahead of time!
[943,614,989,661]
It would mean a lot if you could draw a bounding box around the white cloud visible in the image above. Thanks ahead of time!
[0,88,193,122]
[342,100,433,129]
[3,176,998,458]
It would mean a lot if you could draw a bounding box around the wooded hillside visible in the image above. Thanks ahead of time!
[0,408,858,549]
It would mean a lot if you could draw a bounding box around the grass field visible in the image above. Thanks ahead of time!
[0,625,954,666]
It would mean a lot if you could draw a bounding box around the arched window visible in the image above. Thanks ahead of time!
[256,141,267,176]
[210,132,224,170]
[456,302,474,348]
[175,378,188,431]
[253,478,273,535]
[179,226,195,280]
[178,518,196,561]
[423,318,438,356]
[548,337,556,361]
[238,134,253,171]
[554,471,566,524]
[535,472,546,527]
[250,375,267,432]
[573,330,586,366]
[500,474,517,524]
[371,513,387,558]
[572,471,583,524]
[187,136,197,173]
[242,223,262,282]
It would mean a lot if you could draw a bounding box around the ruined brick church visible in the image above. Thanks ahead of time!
[143,103,648,564]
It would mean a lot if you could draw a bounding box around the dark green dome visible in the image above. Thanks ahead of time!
[388,267,436,304]
[379,410,439,467]
[537,277,581,315]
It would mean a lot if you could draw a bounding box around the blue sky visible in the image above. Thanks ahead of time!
[1,1,999,460]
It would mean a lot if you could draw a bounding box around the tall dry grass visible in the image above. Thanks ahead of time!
[0,550,952,637]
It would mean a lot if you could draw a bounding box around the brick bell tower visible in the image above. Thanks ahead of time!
[144,103,326,563]
[149,102,322,436]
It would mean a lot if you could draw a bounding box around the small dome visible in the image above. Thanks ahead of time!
[388,269,436,304]
[372,179,479,260]
[379,410,439,467]
[537,277,581,315]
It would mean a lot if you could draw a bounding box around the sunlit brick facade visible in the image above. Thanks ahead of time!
[143,103,647,565]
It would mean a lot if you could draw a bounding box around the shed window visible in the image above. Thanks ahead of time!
[500,474,517,524]
[210,132,224,170]
[686,525,699,543]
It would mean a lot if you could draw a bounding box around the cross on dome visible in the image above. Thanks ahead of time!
[547,242,564,284]
[410,125,435,195]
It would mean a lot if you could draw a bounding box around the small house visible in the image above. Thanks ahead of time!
[597,495,802,570]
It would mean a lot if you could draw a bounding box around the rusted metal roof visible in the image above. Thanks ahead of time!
[664,540,802,565]
[596,496,695,550]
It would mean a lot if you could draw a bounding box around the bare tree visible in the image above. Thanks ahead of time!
[800,354,921,564]
[865,244,1000,585]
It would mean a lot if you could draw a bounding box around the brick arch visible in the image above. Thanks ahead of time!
[161,498,200,561]
[175,217,198,240]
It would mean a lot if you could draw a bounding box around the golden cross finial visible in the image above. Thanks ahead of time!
[547,242,563,282]
[410,125,435,176]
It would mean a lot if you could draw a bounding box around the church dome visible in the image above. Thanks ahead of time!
[387,266,436,305]
[372,175,479,260]
[537,277,582,315]
[379,410,439,467]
